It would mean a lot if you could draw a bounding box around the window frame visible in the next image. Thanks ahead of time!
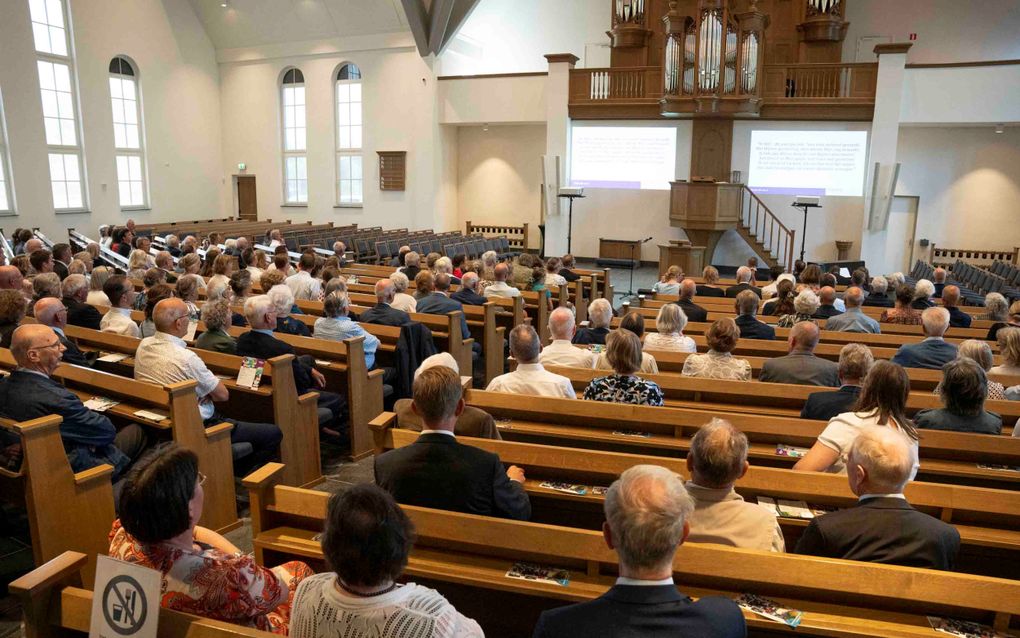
[109,56,150,210]
[0,88,16,215]
[30,0,89,214]
[280,67,307,206]
[334,62,363,208]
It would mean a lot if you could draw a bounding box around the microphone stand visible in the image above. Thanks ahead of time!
[622,237,654,302]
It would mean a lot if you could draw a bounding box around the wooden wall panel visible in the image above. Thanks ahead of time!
[690,119,733,182]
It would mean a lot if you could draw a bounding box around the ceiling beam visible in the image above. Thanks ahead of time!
[427,0,456,54]
[439,0,480,53]
[400,0,430,57]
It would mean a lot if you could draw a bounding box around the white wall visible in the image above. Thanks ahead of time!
[0,0,224,240]
[902,65,1020,125]
[896,126,1020,254]
[438,74,546,124]
[843,0,1020,64]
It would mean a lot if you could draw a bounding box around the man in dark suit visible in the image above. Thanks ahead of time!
[942,285,972,328]
[723,265,761,298]
[33,297,95,368]
[0,325,145,479]
[359,279,411,327]
[800,343,872,420]
[932,267,947,298]
[760,322,839,386]
[417,273,471,339]
[910,279,936,310]
[375,366,530,520]
[399,251,421,282]
[734,289,775,340]
[60,274,103,331]
[796,427,960,569]
[532,464,746,637]
[675,279,708,323]
[891,307,958,370]
[559,254,581,282]
[862,276,894,308]
[51,243,72,281]
[236,294,346,435]
[450,272,486,306]
[813,286,844,319]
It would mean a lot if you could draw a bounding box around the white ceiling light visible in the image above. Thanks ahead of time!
[220,0,228,7]
[995,124,1005,134]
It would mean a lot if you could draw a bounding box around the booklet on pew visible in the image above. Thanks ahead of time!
[184,320,198,342]
[976,463,1020,473]
[735,593,803,628]
[755,497,822,519]
[613,430,652,438]
[505,562,570,587]
[928,616,1015,638]
[83,397,119,413]
[775,444,808,458]
[97,352,129,363]
[235,357,265,390]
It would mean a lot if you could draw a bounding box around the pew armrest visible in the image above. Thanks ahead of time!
[204,422,234,440]
[369,412,397,432]
[9,551,86,598]
[73,463,114,487]
[367,369,385,381]
[461,376,472,391]
[241,462,286,490]
[296,392,319,407]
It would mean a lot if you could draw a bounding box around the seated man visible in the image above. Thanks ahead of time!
[359,279,411,327]
[733,289,775,340]
[891,307,958,369]
[723,266,761,298]
[375,366,529,520]
[237,295,346,437]
[795,427,960,570]
[801,343,873,421]
[863,276,894,308]
[675,278,707,323]
[759,322,839,387]
[533,465,746,637]
[487,325,576,398]
[911,279,936,310]
[813,286,843,319]
[685,419,784,552]
[0,265,24,293]
[135,298,282,469]
[559,254,581,282]
[60,273,102,331]
[450,271,486,306]
[0,324,145,480]
[393,353,500,439]
[99,275,140,337]
[942,285,972,328]
[33,297,95,368]
[284,252,322,301]
[540,307,596,368]
[416,273,471,340]
[824,287,880,333]
[932,267,947,298]
[482,263,521,299]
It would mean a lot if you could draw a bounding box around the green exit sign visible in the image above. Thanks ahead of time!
[237,162,246,171]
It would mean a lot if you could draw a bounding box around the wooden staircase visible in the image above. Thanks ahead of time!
[736,186,796,271]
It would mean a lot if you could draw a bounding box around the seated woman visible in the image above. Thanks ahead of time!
[572,298,613,345]
[695,266,725,297]
[134,268,167,311]
[762,278,795,316]
[195,298,237,355]
[291,483,482,638]
[139,284,175,338]
[544,257,567,288]
[178,253,202,277]
[389,271,417,313]
[990,327,1020,376]
[0,289,27,349]
[29,273,61,317]
[987,304,1020,344]
[584,329,663,406]
[794,360,919,478]
[595,311,658,374]
[776,289,820,328]
[934,339,1005,400]
[643,303,695,353]
[88,266,113,305]
[528,263,554,311]
[681,318,751,381]
[127,249,150,280]
[916,358,1001,435]
[175,274,203,320]
[268,284,310,336]
[110,444,312,634]
[652,265,682,296]
[879,284,922,325]
[206,252,235,292]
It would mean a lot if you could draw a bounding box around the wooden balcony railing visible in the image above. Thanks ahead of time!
[569,66,663,103]
[762,62,878,99]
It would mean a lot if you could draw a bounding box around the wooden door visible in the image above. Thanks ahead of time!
[236,175,257,221]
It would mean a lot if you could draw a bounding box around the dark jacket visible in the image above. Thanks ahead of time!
[54,260,69,281]
[800,385,861,421]
[416,293,470,339]
[724,282,761,298]
[399,265,421,281]
[235,330,315,394]
[56,330,95,368]
[676,299,707,324]
[760,351,839,387]
[375,433,530,520]
[360,302,411,327]
[915,408,1002,435]
[533,585,746,638]
[910,298,935,310]
[933,282,945,298]
[194,328,237,355]
[735,314,775,340]
[63,296,103,331]
[695,285,725,298]
[276,316,310,337]
[795,496,961,570]
[862,294,894,308]
[451,288,486,306]
[394,322,437,399]
[559,268,580,283]
[890,338,958,370]
[572,326,609,346]
[946,306,972,328]
[813,304,843,319]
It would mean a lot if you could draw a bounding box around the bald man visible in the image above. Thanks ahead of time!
[359,278,411,327]
[482,263,521,299]
[759,321,839,386]
[795,427,960,570]
[941,285,972,328]
[33,297,94,368]
[451,271,486,306]
[813,286,843,319]
[675,278,707,323]
[0,325,145,479]
[134,298,281,470]
[0,266,23,292]
[540,307,596,368]
[724,265,761,298]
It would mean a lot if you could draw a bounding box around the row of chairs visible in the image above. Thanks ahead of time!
[990,260,1020,289]
[906,259,987,305]
[952,260,1020,303]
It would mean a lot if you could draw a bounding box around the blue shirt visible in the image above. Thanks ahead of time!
[313,316,380,369]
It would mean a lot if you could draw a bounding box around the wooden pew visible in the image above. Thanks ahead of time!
[462,390,1020,489]
[0,416,114,585]
[0,350,239,533]
[12,552,282,638]
[246,463,1020,637]
[369,423,1020,578]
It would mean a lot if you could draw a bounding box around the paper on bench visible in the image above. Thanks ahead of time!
[776,500,815,519]
[133,409,168,422]
[97,352,129,363]
[84,397,119,413]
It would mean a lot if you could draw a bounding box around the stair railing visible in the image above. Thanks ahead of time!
[739,186,796,272]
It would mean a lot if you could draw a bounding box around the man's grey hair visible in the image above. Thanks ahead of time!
[389,271,410,292]
[984,293,1009,320]
[243,294,274,326]
[838,343,873,381]
[870,275,888,295]
[374,278,395,302]
[201,298,231,331]
[735,265,752,284]
[461,271,479,290]
[61,273,88,298]
[224,238,237,249]
[679,278,696,301]
[206,279,230,301]
[793,289,820,315]
[481,250,498,268]
[434,256,452,273]
[267,284,295,317]
[735,289,758,316]
[933,267,947,283]
[656,303,687,334]
[604,465,693,571]
[404,251,420,267]
[509,324,541,364]
[688,419,748,489]
[166,234,180,247]
[887,272,905,288]
[921,306,950,337]
[914,279,935,300]
[848,427,914,493]
[548,306,576,340]
[33,273,61,299]
[588,298,613,329]
[843,286,864,308]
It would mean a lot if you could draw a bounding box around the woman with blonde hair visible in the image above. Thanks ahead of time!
[127,249,150,280]
[990,327,1020,376]
[936,339,1006,400]
[179,253,202,276]
[696,266,725,297]
[986,300,1020,341]
[88,266,113,305]
[777,288,820,327]
[175,274,203,320]
[206,253,234,291]
[245,248,268,279]
[643,303,695,352]
[652,266,682,296]
[595,312,658,374]
[682,318,752,380]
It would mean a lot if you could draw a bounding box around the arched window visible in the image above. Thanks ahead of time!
[30,0,88,211]
[0,89,14,214]
[281,67,307,204]
[109,56,148,208]
[335,63,362,205]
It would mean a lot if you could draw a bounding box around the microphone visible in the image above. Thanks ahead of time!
[642,236,654,243]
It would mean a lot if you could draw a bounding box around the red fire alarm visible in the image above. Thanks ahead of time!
[909,33,917,40]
